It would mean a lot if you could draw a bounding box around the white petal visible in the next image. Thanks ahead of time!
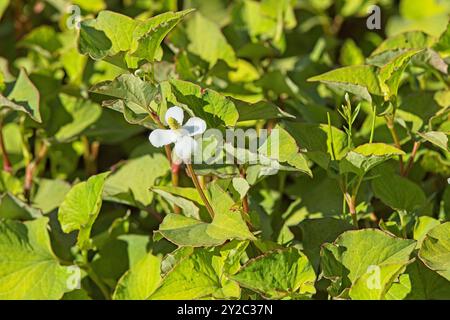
[182,117,207,136]
[173,136,198,162]
[149,129,177,147]
[164,106,184,126]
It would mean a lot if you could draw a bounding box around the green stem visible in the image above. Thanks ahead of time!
[186,163,215,219]
[369,104,376,143]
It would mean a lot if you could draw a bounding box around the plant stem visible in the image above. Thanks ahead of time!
[0,118,12,173]
[82,136,100,176]
[369,104,376,143]
[186,163,215,219]
[24,140,49,201]
[385,116,404,174]
[85,265,111,300]
[403,141,421,177]
[171,163,181,214]
[344,192,358,229]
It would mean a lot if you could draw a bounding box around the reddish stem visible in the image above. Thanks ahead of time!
[0,120,12,173]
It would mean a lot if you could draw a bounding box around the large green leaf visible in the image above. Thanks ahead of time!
[419,222,450,281]
[372,174,427,213]
[0,218,75,299]
[231,248,316,299]
[113,252,162,300]
[79,10,192,68]
[58,172,109,250]
[156,183,255,247]
[150,247,241,299]
[0,69,41,122]
[321,229,416,299]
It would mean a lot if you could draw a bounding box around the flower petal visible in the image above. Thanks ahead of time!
[182,117,207,136]
[173,136,198,162]
[149,129,177,147]
[164,106,184,126]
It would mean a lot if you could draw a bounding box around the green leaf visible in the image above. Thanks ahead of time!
[234,99,295,122]
[419,222,450,281]
[0,192,42,220]
[418,131,449,151]
[308,65,383,102]
[378,49,422,100]
[434,21,450,55]
[132,10,195,62]
[58,172,109,250]
[285,122,348,169]
[298,218,353,271]
[340,143,405,175]
[113,252,162,300]
[259,125,312,177]
[150,247,240,299]
[90,73,159,114]
[53,94,102,142]
[371,31,434,57]
[0,68,41,122]
[413,216,441,248]
[321,229,416,299]
[186,13,236,67]
[372,174,427,213]
[231,248,316,299]
[386,260,450,300]
[104,154,169,207]
[156,184,255,247]
[32,179,71,214]
[0,218,75,299]
[152,187,202,219]
[0,0,8,19]
[168,79,239,127]
[79,10,192,68]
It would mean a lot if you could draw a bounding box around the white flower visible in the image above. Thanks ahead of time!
[149,106,206,163]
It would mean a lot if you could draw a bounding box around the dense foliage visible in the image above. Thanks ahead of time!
[0,0,449,300]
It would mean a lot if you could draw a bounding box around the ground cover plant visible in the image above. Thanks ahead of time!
[0,0,449,300]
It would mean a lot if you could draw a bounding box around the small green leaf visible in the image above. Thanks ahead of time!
[186,13,236,67]
[0,69,41,122]
[340,143,405,175]
[418,131,449,151]
[58,172,109,250]
[168,79,239,127]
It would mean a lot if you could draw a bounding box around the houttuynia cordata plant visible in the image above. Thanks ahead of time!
[0,0,449,300]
